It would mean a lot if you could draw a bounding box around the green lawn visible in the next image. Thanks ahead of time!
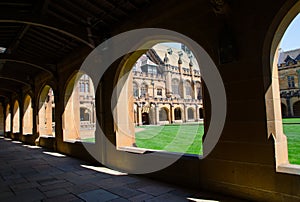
[282,118,300,124]
[81,119,300,163]
[82,138,95,143]
[135,124,204,155]
[283,118,300,164]
[136,119,300,163]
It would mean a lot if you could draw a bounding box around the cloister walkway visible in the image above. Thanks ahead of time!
[0,136,243,202]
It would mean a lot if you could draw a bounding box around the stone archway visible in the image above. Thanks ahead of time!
[142,112,150,125]
[187,108,194,120]
[174,108,182,120]
[281,103,287,118]
[38,85,55,137]
[293,101,300,117]
[23,95,33,135]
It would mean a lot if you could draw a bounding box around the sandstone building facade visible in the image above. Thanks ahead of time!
[278,48,300,117]
[132,44,203,126]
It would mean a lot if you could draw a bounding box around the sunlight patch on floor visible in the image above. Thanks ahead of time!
[81,164,128,176]
[43,151,66,157]
[12,140,22,144]
[187,198,219,202]
[23,144,41,149]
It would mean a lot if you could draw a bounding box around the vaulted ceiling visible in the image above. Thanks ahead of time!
[0,0,153,101]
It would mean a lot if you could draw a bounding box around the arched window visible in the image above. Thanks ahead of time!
[196,82,202,100]
[287,75,295,88]
[5,104,11,132]
[172,79,179,96]
[159,108,168,121]
[187,108,194,120]
[63,73,95,142]
[185,81,192,98]
[79,83,85,92]
[23,95,33,135]
[12,100,20,133]
[141,83,148,97]
[133,82,139,97]
[38,85,55,137]
[85,83,90,93]
[293,101,300,117]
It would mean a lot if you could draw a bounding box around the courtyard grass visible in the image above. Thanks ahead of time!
[282,118,300,164]
[80,118,300,163]
[135,123,204,155]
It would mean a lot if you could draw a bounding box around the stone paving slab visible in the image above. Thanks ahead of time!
[78,189,119,201]
[137,184,176,196]
[44,188,69,198]
[107,186,143,198]
[0,137,244,202]
[128,193,154,202]
[66,183,99,194]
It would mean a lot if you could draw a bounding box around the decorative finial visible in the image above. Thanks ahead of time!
[164,53,169,64]
[178,51,183,64]
[189,54,193,67]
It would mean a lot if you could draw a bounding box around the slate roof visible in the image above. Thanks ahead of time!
[278,48,300,65]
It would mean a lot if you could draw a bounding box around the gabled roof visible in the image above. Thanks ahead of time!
[295,54,300,61]
[278,48,300,65]
[151,44,200,70]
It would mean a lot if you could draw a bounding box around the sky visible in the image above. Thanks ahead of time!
[280,13,300,51]
[160,42,181,49]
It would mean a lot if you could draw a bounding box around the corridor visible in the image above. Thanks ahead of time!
[0,136,242,202]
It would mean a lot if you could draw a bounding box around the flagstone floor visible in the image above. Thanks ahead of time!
[0,136,244,202]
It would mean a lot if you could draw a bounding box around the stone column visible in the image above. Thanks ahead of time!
[165,65,172,98]
[155,105,159,125]
[183,104,187,122]
[138,104,142,126]
[182,80,186,99]
[170,104,174,124]
[193,82,197,100]
[195,105,199,121]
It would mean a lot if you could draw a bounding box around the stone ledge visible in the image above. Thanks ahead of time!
[277,164,300,175]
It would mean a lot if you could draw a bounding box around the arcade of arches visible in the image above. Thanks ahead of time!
[1,0,300,201]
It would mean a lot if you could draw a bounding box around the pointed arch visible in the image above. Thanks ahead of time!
[5,104,11,132]
[23,95,33,135]
[38,85,55,137]
[63,72,95,142]
[12,100,20,133]
[159,107,169,122]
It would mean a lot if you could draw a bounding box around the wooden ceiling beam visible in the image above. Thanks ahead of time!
[0,14,94,48]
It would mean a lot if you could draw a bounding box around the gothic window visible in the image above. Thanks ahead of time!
[172,79,179,95]
[80,83,85,92]
[133,82,139,97]
[85,83,90,92]
[196,82,202,100]
[185,81,192,97]
[141,83,148,97]
[288,75,295,88]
